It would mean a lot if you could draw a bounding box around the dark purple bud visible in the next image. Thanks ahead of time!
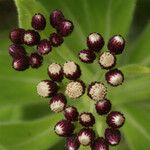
[99,52,116,69]
[66,134,80,150]
[79,49,96,63]
[49,33,64,47]
[8,44,27,58]
[29,52,43,68]
[54,120,74,137]
[23,30,40,46]
[36,80,58,98]
[78,128,95,146]
[64,106,79,122]
[9,28,25,44]
[50,9,65,28]
[79,112,95,127]
[63,61,81,80]
[48,63,63,81]
[105,69,124,87]
[92,137,109,150]
[57,20,74,37]
[12,56,29,71]
[95,99,111,115]
[108,35,125,55]
[65,80,85,99]
[31,13,46,30]
[105,128,121,146]
[49,93,67,113]
[106,111,125,128]
[37,39,52,55]
[87,32,104,52]
[87,82,107,101]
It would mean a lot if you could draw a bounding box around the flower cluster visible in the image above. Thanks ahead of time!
[8,9,126,150]
[36,34,125,150]
[8,10,74,71]
[79,33,125,87]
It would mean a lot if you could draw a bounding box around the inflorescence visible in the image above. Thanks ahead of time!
[8,9,126,150]
[9,10,74,71]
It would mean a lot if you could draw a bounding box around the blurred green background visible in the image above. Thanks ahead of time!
[0,0,150,150]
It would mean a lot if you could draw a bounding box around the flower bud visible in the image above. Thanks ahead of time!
[99,51,116,69]
[65,80,85,99]
[57,20,74,37]
[79,49,96,63]
[105,128,121,146]
[36,80,58,98]
[108,35,125,55]
[23,30,40,46]
[31,13,46,30]
[79,112,95,127]
[78,128,95,146]
[9,28,25,44]
[54,120,74,137]
[50,9,65,28]
[87,32,104,52]
[49,93,67,113]
[66,134,80,150]
[12,56,29,71]
[48,63,63,81]
[37,39,52,55]
[63,61,81,80]
[88,82,107,101]
[64,106,79,122]
[91,137,109,150]
[106,111,125,128]
[8,44,27,58]
[29,52,43,68]
[95,99,111,115]
[49,33,64,47]
[105,69,124,86]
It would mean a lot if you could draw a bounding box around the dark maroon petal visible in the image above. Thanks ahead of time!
[23,30,40,46]
[105,69,124,87]
[66,134,80,150]
[37,39,52,55]
[105,128,121,146]
[107,35,125,55]
[29,52,43,68]
[95,99,111,115]
[79,49,96,63]
[12,56,29,71]
[8,44,27,58]
[49,33,64,47]
[64,106,79,122]
[87,32,104,52]
[54,120,75,137]
[48,63,63,82]
[37,80,58,98]
[31,13,46,30]
[87,82,107,101]
[49,93,67,113]
[57,20,74,37]
[9,28,25,44]
[79,112,95,127]
[91,137,109,150]
[50,9,65,28]
[99,51,116,69]
[78,128,95,146]
[106,111,125,128]
[65,80,85,99]
[63,61,81,80]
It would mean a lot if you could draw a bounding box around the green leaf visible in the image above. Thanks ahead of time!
[128,23,150,66]
[0,115,63,150]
